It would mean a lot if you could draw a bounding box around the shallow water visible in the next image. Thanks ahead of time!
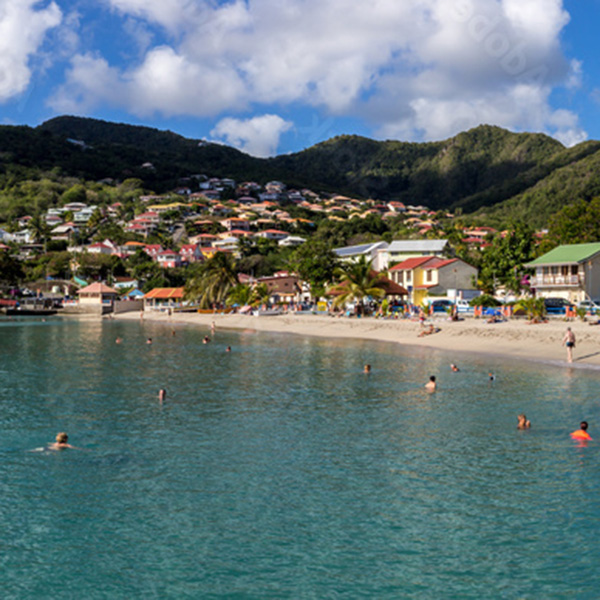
[1,317,599,599]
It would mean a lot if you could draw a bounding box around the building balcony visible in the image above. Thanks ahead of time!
[531,275,582,287]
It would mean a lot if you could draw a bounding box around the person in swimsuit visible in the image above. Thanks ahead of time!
[562,327,576,363]
[571,421,592,441]
[363,364,371,374]
[450,363,460,372]
[47,432,76,450]
[517,414,531,429]
[425,375,437,391]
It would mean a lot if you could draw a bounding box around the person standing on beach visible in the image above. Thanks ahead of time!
[562,327,576,363]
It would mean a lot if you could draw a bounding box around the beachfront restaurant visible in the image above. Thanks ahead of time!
[144,287,185,311]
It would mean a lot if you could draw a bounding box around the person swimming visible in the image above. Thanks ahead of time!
[364,364,371,374]
[47,432,76,450]
[425,375,437,391]
[517,414,531,429]
[226,346,232,353]
[158,388,167,403]
[450,363,460,372]
[571,421,592,441]
[146,337,153,345]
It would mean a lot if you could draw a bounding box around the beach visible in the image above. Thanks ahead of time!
[115,310,600,368]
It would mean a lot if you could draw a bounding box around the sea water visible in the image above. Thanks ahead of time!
[1,317,599,599]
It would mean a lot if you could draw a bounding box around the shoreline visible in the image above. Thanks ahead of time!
[113,310,600,370]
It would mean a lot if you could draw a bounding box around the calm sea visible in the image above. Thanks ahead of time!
[1,316,599,599]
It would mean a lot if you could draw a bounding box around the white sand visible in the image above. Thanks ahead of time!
[114,310,600,369]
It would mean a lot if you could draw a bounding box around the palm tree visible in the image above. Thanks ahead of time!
[514,297,546,322]
[185,252,238,308]
[329,255,387,311]
[226,283,254,307]
[27,213,51,251]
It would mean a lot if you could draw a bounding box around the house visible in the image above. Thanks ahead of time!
[156,249,182,269]
[144,244,164,259]
[334,241,389,271]
[87,242,115,255]
[278,236,306,247]
[256,273,303,304]
[77,282,119,313]
[179,244,204,264]
[255,229,289,242]
[388,256,477,305]
[379,239,450,270]
[112,276,139,290]
[144,287,185,311]
[51,222,79,241]
[525,243,600,303]
[221,217,250,231]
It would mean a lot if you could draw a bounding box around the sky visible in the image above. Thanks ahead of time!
[1,0,599,157]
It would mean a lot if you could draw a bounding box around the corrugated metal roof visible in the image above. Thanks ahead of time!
[388,239,448,252]
[333,241,388,257]
[527,243,600,266]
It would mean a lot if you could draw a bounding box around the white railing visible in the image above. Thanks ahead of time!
[531,275,581,287]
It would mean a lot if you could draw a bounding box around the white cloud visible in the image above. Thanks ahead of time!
[0,0,61,101]
[53,0,585,146]
[210,114,293,157]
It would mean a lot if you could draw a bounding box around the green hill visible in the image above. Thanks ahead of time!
[0,115,599,226]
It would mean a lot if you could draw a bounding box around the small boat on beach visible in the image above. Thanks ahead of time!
[253,308,284,316]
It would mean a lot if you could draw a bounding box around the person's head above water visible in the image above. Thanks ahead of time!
[56,432,68,444]
[580,421,589,431]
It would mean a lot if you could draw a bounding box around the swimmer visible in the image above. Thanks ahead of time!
[158,388,167,403]
[425,375,437,391]
[226,346,232,353]
[488,372,495,381]
[172,329,176,336]
[571,421,592,441]
[363,364,371,374]
[146,337,153,345]
[517,414,531,429]
[47,432,76,450]
[115,337,122,344]
[203,336,211,344]
[211,321,216,334]
[450,363,460,372]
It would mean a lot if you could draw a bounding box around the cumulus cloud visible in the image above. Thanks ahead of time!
[52,0,585,147]
[210,114,293,157]
[0,0,61,101]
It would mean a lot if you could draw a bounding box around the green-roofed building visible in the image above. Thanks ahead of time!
[525,243,600,303]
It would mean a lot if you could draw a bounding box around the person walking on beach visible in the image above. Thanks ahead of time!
[571,421,592,441]
[562,327,576,363]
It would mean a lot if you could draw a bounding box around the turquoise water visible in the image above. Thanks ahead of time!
[1,317,600,599]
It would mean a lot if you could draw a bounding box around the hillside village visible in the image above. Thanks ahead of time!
[1,167,599,317]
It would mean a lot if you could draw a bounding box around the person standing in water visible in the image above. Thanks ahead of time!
[517,414,531,429]
[562,327,576,363]
[425,375,437,392]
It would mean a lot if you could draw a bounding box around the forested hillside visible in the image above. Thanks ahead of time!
[1,116,599,226]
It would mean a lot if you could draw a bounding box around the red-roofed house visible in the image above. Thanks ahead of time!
[156,249,182,268]
[388,257,477,304]
[144,244,163,259]
[179,244,204,264]
[221,217,250,231]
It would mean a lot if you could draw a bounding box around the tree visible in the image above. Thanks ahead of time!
[0,250,23,285]
[477,223,536,294]
[288,240,339,299]
[329,255,387,310]
[543,197,600,250]
[185,252,238,308]
[27,213,51,250]
[226,283,254,307]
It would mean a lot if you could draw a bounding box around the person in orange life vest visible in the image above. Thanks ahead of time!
[571,421,592,441]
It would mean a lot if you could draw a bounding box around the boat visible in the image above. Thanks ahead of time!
[253,308,284,316]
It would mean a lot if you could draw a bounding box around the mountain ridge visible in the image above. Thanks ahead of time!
[0,116,598,226]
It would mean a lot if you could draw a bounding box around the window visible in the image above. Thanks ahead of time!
[426,270,433,283]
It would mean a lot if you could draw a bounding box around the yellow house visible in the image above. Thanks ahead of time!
[388,257,478,305]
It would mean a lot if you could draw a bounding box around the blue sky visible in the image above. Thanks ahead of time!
[1,0,598,157]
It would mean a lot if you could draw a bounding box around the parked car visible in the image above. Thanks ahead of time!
[577,299,600,314]
[430,299,455,313]
[455,299,474,314]
[544,297,575,315]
